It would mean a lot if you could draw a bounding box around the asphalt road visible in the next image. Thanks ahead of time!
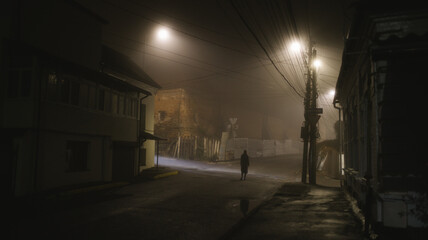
[12,155,302,240]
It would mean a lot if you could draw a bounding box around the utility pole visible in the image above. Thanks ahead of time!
[309,48,320,184]
[301,41,312,183]
[301,41,321,184]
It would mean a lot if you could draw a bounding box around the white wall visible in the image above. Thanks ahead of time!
[39,132,107,191]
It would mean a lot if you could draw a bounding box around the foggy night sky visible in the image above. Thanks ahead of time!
[76,0,352,140]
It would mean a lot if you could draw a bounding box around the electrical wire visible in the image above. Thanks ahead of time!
[230,0,305,99]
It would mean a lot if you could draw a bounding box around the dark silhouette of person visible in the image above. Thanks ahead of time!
[240,150,250,180]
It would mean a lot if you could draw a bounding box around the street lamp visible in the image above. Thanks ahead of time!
[289,41,302,53]
[156,27,170,41]
[313,59,322,69]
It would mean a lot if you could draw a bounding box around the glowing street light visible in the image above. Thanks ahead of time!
[156,27,170,41]
[289,41,302,52]
[313,59,321,69]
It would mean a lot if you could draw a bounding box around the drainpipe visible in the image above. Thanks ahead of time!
[333,97,343,177]
[137,93,150,174]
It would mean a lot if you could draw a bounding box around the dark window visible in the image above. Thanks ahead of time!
[88,85,97,109]
[133,99,138,118]
[111,93,118,114]
[105,91,112,112]
[70,81,80,106]
[118,95,124,115]
[98,89,105,111]
[60,77,70,104]
[47,72,59,100]
[79,83,88,108]
[123,97,128,115]
[66,141,89,172]
[159,111,166,121]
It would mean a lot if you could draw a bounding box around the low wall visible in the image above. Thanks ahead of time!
[218,135,300,161]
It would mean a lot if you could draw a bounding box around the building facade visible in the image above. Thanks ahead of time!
[335,1,428,230]
[1,0,160,198]
[154,89,222,160]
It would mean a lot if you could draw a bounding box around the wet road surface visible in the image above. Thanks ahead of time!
[12,155,301,240]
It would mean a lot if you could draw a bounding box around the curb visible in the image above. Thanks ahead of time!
[152,170,179,179]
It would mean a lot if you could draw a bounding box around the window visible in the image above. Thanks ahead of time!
[88,85,97,109]
[47,73,75,104]
[118,95,124,115]
[98,89,105,111]
[112,93,118,114]
[70,81,80,106]
[105,91,112,113]
[47,72,59,100]
[60,77,70,104]
[133,99,138,118]
[124,97,128,115]
[158,111,166,121]
[66,141,89,172]
[44,71,139,118]
[79,83,88,108]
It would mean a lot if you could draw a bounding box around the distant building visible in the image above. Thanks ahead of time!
[335,1,428,230]
[1,0,160,198]
[154,88,300,160]
[154,89,222,160]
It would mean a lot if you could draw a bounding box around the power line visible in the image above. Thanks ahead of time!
[101,0,266,60]
[230,0,304,99]
[103,35,278,88]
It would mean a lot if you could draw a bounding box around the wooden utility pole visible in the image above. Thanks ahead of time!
[309,48,319,184]
[301,41,312,183]
[301,42,321,184]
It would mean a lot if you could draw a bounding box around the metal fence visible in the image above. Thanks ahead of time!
[159,136,220,161]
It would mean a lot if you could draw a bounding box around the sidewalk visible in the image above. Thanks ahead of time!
[222,173,365,240]
[45,166,179,199]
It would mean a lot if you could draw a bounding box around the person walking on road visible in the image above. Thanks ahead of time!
[240,150,250,180]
